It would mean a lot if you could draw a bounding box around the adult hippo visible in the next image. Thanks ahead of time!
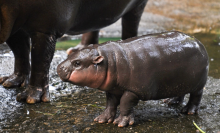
[0,0,148,103]
[57,31,209,127]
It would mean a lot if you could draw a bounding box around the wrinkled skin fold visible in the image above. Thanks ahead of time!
[0,0,148,103]
[57,31,209,127]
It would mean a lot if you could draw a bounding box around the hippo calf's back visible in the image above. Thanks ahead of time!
[97,31,209,100]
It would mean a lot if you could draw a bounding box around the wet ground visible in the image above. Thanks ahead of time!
[1,0,220,132]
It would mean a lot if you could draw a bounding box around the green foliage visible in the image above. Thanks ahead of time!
[56,37,120,50]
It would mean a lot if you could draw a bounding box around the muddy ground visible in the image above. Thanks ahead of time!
[0,50,219,133]
[0,0,220,132]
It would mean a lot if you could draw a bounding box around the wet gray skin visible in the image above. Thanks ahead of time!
[0,31,220,132]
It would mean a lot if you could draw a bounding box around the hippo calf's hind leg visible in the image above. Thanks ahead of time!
[16,32,56,103]
[94,92,121,123]
[113,91,139,127]
[0,30,30,88]
[181,89,203,114]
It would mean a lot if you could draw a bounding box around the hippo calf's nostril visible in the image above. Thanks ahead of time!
[57,60,73,82]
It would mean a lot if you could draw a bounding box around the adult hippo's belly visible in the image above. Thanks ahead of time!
[67,0,141,34]
[0,0,148,104]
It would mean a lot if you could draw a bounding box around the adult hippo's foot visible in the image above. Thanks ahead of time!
[0,73,29,88]
[94,108,117,123]
[0,76,8,84]
[16,85,50,104]
[113,113,135,127]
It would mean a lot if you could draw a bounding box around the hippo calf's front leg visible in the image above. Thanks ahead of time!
[16,32,56,103]
[94,92,121,123]
[113,91,139,127]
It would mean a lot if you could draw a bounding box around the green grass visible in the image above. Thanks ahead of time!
[56,37,120,50]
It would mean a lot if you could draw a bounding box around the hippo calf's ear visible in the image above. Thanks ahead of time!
[66,47,75,55]
[93,56,104,64]
[66,47,79,55]
[66,44,85,55]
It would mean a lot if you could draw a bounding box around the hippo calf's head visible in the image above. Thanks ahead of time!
[57,47,106,88]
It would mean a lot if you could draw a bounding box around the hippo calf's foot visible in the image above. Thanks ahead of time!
[181,104,199,115]
[94,108,117,123]
[0,74,28,88]
[113,113,135,127]
[16,85,50,104]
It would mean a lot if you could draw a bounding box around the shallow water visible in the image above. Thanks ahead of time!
[0,31,220,132]
[192,32,220,79]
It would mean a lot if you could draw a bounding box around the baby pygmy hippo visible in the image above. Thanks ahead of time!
[57,31,209,127]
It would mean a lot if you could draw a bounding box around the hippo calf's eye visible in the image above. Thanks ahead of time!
[73,61,81,67]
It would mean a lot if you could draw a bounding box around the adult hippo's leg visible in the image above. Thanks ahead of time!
[81,30,99,45]
[121,1,148,40]
[113,91,139,127]
[16,32,56,103]
[80,1,147,46]
[0,30,30,88]
[94,92,121,123]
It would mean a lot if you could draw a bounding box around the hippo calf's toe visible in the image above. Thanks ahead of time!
[57,31,209,127]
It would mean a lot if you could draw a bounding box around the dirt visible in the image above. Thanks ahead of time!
[145,0,220,31]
